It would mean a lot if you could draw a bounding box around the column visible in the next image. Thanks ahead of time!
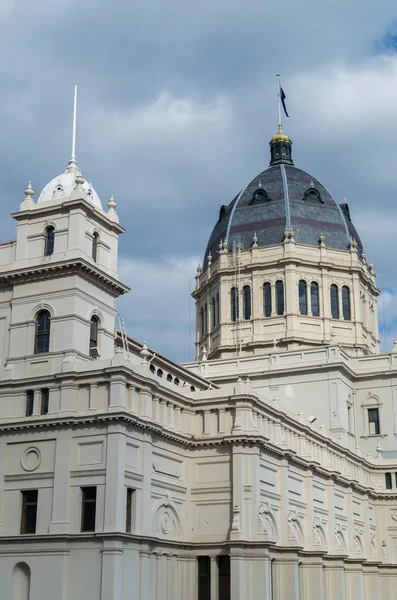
[140,545,153,600]
[250,552,271,600]
[104,424,126,532]
[272,555,300,600]
[89,383,98,412]
[323,560,346,600]
[101,540,123,600]
[210,556,219,600]
[49,385,61,414]
[32,389,41,416]
[139,432,153,536]
[299,557,325,600]
[345,563,364,600]
[363,565,380,600]
[49,429,72,534]
[230,548,246,600]
[109,375,127,411]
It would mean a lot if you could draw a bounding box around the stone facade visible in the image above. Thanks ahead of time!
[1,143,397,600]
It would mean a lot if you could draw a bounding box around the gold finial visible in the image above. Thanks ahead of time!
[270,124,292,145]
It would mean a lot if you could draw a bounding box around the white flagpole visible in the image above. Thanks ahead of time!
[277,74,282,129]
[71,84,77,163]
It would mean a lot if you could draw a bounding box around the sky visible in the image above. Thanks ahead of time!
[1,0,397,361]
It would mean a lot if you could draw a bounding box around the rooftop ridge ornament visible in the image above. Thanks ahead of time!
[24,181,34,199]
[68,84,78,170]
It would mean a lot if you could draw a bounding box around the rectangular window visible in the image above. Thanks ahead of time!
[197,556,211,600]
[25,390,34,417]
[126,488,136,533]
[81,486,97,532]
[41,388,49,415]
[218,555,231,600]
[386,472,392,489]
[368,408,380,435]
[395,472,397,489]
[20,490,38,534]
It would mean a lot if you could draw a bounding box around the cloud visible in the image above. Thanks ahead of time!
[118,255,198,362]
[0,0,397,358]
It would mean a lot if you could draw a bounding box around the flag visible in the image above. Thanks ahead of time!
[280,87,289,118]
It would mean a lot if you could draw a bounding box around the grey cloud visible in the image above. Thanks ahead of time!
[0,1,397,358]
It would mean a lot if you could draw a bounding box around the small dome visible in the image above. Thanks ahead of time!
[37,164,102,209]
[270,124,292,145]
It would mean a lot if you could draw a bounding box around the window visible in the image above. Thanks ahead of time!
[197,556,211,600]
[200,308,205,337]
[216,293,220,326]
[90,316,99,356]
[92,232,99,262]
[34,310,51,354]
[218,556,231,600]
[386,473,392,490]
[40,389,49,415]
[20,490,38,534]
[126,488,136,533]
[243,285,251,320]
[395,473,397,489]
[368,408,380,435]
[157,369,163,378]
[342,286,351,320]
[330,284,339,319]
[275,281,284,315]
[298,280,307,315]
[211,297,216,329]
[150,364,155,374]
[231,287,239,322]
[81,487,97,532]
[167,374,172,382]
[311,282,319,316]
[204,304,208,335]
[44,226,55,256]
[263,283,272,317]
[26,390,34,417]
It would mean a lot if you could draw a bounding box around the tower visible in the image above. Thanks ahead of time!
[0,92,129,375]
[194,126,379,360]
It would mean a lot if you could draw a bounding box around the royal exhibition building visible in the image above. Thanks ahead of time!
[2,111,397,600]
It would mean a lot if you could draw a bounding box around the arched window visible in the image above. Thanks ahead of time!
[44,226,55,256]
[157,369,163,378]
[204,304,208,334]
[263,282,272,317]
[89,316,99,355]
[275,281,284,315]
[167,374,172,382]
[92,232,99,262]
[174,378,180,386]
[231,287,239,322]
[342,286,351,320]
[243,285,251,320]
[35,310,51,354]
[200,308,205,337]
[311,282,319,317]
[298,280,308,315]
[12,562,31,600]
[330,284,339,319]
[150,364,155,374]
[216,293,220,325]
[211,297,216,329]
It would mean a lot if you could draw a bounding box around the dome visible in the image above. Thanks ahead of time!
[37,162,102,210]
[204,130,362,267]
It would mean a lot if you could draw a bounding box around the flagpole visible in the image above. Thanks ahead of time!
[277,74,282,129]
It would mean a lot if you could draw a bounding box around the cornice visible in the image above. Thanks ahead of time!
[0,257,129,296]
[1,410,395,500]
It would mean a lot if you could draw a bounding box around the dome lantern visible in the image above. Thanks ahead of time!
[269,124,294,166]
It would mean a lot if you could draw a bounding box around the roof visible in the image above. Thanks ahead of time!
[204,163,362,267]
[37,163,102,210]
